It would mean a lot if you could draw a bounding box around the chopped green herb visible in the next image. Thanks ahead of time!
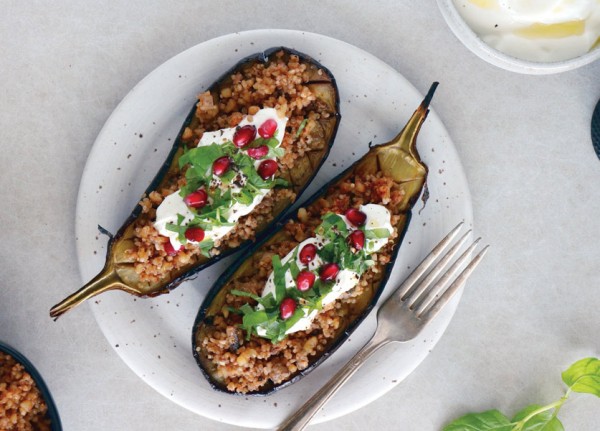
[364,227,391,239]
[296,119,308,138]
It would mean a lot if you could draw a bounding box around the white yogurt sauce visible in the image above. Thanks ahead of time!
[257,204,393,336]
[453,0,600,62]
[154,108,288,250]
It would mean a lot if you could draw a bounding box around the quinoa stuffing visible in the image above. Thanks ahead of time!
[0,353,51,431]
[125,50,337,287]
[195,171,407,394]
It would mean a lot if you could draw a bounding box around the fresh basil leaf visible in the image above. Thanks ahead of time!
[443,410,512,431]
[511,405,564,431]
[364,227,391,239]
[561,357,600,397]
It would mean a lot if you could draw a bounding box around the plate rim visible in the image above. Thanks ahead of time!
[74,28,474,427]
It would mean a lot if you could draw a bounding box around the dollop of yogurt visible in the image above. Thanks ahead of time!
[453,0,600,62]
[257,204,393,336]
[154,108,288,250]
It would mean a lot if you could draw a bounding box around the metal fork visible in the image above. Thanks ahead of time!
[278,222,489,431]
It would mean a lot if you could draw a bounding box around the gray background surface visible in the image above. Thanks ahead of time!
[1,1,599,430]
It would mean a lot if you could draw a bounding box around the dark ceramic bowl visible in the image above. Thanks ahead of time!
[0,341,62,431]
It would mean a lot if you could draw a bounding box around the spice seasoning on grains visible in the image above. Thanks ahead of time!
[127,51,335,286]
[0,353,51,431]
[196,171,406,393]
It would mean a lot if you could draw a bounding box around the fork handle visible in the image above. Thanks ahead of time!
[278,337,390,431]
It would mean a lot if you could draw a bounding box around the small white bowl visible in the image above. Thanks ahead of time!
[437,0,600,74]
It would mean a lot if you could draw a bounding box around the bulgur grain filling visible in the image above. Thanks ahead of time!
[0,353,51,431]
[196,171,408,394]
[126,51,337,286]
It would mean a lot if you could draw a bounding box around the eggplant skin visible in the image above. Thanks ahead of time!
[191,83,435,395]
[192,164,421,395]
[108,48,341,295]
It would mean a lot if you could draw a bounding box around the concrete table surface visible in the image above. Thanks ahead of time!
[1,1,599,430]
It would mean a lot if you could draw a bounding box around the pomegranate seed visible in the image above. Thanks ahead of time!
[258,118,277,138]
[184,227,205,242]
[233,125,256,148]
[279,297,296,320]
[345,208,367,227]
[296,270,316,292]
[163,240,180,256]
[348,230,365,251]
[319,263,340,282]
[183,189,208,208]
[212,156,231,176]
[257,159,278,179]
[247,145,269,159]
[299,243,317,265]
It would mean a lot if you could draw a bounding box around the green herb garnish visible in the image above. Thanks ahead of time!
[296,119,308,138]
[231,209,392,343]
[443,357,600,431]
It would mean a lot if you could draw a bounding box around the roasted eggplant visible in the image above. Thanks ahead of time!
[192,83,437,395]
[50,48,340,318]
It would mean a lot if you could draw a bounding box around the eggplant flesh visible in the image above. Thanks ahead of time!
[192,83,436,395]
[50,48,340,318]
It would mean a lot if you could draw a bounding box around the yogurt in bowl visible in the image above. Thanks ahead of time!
[438,0,600,73]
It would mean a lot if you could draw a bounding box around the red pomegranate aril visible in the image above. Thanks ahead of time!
[257,159,278,179]
[258,118,277,138]
[233,125,256,148]
[299,243,317,265]
[247,145,269,159]
[184,227,205,242]
[348,230,365,251]
[296,270,316,292]
[319,263,340,282]
[345,208,367,227]
[163,240,180,256]
[279,297,296,320]
[183,189,208,208]
[212,156,231,176]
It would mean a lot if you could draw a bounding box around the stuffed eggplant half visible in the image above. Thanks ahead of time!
[50,48,340,318]
[193,83,437,395]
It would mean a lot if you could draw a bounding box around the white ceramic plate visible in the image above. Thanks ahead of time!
[75,30,472,428]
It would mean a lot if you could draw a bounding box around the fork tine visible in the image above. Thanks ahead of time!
[417,245,490,320]
[411,238,481,311]
[404,229,473,307]
[396,221,465,299]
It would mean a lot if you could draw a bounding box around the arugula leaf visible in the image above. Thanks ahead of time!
[443,410,512,431]
[511,405,564,431]
[561,357,600,397]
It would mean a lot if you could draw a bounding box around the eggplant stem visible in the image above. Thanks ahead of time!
[386,82,438,153]
[49,265,123,319]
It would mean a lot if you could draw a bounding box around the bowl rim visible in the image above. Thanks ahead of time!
[0,341,63,431]
[436,0,600,74]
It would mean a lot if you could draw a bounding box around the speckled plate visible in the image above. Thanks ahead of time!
[75,30,472,428]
